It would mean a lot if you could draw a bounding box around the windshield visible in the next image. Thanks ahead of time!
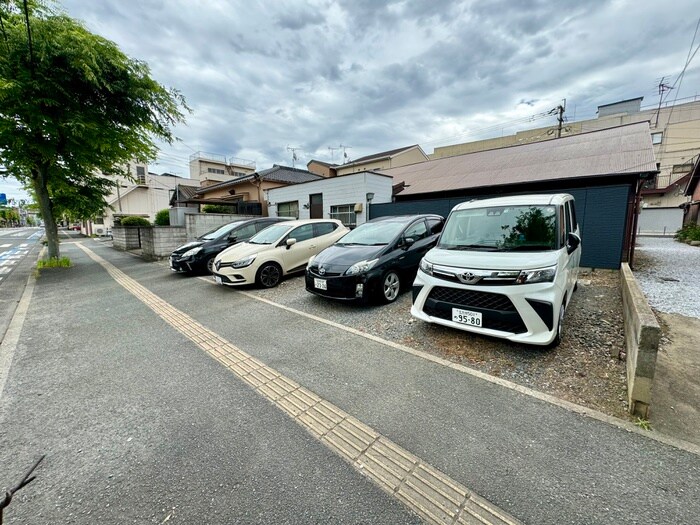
[337,221,407,246]
[248,224,291,245]
[438,205,557,251]
[199,221,245,241]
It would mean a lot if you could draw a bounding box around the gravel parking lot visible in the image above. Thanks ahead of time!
[245,270,629,419]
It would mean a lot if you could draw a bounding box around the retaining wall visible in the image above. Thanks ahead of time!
[620,263,661,418]
[112,226,141,251]
[140,226,187,261]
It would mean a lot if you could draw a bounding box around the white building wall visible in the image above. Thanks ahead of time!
[266,173,393,225]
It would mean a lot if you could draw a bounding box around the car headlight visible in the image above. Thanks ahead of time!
[419,258,433,276]
[345,258,378,275]
[182,246,203,257]
[516,266,556,284]
[231,254,256,269]
[308,254,316,265]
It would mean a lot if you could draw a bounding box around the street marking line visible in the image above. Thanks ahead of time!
[200,283,700,458]
[77,243,523,525]
[0,244,10,248]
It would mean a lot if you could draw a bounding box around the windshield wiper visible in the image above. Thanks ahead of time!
[499,244,552,251]
[442,244,498,251]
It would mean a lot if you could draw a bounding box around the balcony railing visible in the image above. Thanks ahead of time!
[189,151,256,169]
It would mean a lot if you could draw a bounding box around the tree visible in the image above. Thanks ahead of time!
[0,1,187,257]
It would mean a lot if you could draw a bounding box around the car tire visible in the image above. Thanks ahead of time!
[205,256,216,275]
[256,262,282,288]
[378,270,401,304]
[548,301,566,348]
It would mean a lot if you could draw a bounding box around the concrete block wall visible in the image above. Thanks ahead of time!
[112,226,141,251]
[141,226,187,261]
[620,263,662,418]
[185,213,256,240]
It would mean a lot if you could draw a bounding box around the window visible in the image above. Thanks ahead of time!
[207,167,225,174]
[564,202,572,235]
[233,171,246,177]
[94,217,104,225]
[277,201,299,219]
[288,224,314,242]
[404,220,428,241]
[427,218,444,235]
[559,206,567,247]
[136,166,146,184]
[329,204,356,228]
[569,201,578,232]
[314,222,337,236]
[651,132,663,145]
[232,223,257,239]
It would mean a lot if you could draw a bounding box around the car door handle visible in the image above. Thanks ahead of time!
[399,255,405,260]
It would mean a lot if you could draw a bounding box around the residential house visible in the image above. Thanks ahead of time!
[266,171,393,228]
[85,163,198,235]
[306,145,429,178]
[188,151,256,186]
[374,123,658,269]
[185,165,324,217]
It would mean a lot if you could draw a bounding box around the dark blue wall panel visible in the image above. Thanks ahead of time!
[370,185,631,269]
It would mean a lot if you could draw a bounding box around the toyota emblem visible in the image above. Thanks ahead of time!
[459,271,481,284]
[319,267,326,275]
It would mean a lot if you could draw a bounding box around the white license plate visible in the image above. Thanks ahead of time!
[215,276,223,285]
[452,308,482,327]
[314,278,327,290]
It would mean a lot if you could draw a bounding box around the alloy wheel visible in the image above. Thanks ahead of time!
[382,272,400,302]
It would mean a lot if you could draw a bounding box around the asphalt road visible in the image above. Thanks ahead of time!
[1,239,699,524]
[0,227,43,345]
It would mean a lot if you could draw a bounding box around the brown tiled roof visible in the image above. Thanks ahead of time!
[196,165,322,195]
[381,123,657,197]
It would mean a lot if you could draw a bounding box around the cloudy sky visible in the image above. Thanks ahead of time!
[2,0,700,201]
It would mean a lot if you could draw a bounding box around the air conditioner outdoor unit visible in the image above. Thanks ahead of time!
[354,203,363,213]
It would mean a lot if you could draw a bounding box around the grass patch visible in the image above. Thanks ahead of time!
[635,417,652,431]
[37,256,72,269]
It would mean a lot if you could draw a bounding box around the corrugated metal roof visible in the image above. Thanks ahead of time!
[381,122,657,197]
[196,165,322,195]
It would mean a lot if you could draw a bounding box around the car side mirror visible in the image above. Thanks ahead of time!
[228,235,237,243]
[566,232,580,253]
[403,237,416,248]
[286,238,296,249]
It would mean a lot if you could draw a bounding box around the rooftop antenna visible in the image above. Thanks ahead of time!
[339,144,352,164]
[655,76,673,128]
[327,146,340,160]
[286,145,301,168]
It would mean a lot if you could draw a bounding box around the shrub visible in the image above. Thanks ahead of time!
[37,256,71,269]
[120,216,151,226]
[155,209,170,226]
[202,204,236,214]
[674,223,700,243]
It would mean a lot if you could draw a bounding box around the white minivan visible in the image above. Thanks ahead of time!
[411,194,581,347]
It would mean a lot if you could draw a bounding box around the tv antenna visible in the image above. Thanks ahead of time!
[339,144,352,164]
[286,145,301,168]
[654,77,673,128]
[327,146,340,160]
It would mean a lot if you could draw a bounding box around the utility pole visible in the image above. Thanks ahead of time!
[339,144,352,164]
[556,99,566,138]
[286,145,301,168]
[654,77,673,128]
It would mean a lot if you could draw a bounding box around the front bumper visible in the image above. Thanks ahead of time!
[212,263,257,286]
[410,270,563,346]
[305,267,382,301]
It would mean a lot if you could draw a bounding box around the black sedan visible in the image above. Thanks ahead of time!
[169,217,289,274]
[305,214,444,303]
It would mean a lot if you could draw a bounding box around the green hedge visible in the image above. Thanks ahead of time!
[674,223,700,242]
[155,209,170,226]
[202,204,236,214]
[120,216,151,226]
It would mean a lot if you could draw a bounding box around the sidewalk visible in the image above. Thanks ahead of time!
[2,240,700,525]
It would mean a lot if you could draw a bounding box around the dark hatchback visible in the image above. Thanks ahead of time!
[170,217,289,274]
[305,214,444,303]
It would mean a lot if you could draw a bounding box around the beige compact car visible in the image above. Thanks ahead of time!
[212,219,349,288]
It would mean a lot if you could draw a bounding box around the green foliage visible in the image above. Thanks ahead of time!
[500,207,556,248]
[26,215,36,226]
[635,418,651,431]
[202,204,236,214]
[0,207,20,225]
[155,208,170,226]
[37,256,71,269]
[674,224,700,243]
[0,1,189,257]
[120,216,151,226]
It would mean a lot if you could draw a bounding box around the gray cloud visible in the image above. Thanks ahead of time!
[47,0,700,178]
